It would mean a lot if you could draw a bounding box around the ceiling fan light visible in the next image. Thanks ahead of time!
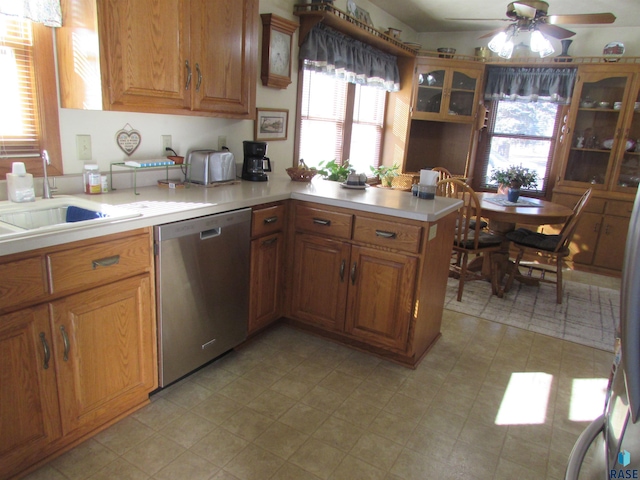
[530,30,545,52]
[488,31,508,53]
[538,37,555,57]
[498,39,514,59]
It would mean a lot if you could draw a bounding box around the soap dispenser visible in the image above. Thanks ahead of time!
[7,162,35,202]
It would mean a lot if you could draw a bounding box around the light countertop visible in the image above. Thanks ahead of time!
[0,177,461,256]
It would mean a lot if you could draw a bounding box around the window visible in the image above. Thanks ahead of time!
[0,15,61,179]
[477,100,563,195]
[297,68,386,173]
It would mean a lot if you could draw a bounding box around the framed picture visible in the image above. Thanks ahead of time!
[353,5,373,27]
[255,108,288,141]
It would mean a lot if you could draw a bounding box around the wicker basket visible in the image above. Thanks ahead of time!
[286,167,318,182]
[391,172,419,191]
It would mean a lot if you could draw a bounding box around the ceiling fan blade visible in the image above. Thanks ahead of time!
[445,18,511,21]
[546,13,616,25]
[512,2,537,18]
[478,26,511,39]
[538,23,576,39]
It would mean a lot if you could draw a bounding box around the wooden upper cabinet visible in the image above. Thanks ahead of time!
[92,0,257,117]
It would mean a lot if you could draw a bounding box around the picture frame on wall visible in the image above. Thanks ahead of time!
[353,5,373,26]
[255,108,289,141]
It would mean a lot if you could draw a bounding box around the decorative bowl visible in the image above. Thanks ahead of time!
[598,101,611,109]
[580,100,596,108]
[286,167,318,182]
[437,47,456,58]
[602,138,636,151]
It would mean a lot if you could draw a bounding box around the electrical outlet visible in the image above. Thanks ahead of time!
[162,135,172,155]
[218,135,227,150]
[76,135,92,161]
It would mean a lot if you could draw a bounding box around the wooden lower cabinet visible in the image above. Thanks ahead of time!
[552,192,631,273]
[288,200,456,366]
[0,306,61,479]
[0,229,156,479]
[51,275,155,435]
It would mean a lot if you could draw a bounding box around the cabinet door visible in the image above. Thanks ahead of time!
[51,275,156,435]
[559,68,635,189]
[567,211,601,266]
[249,232,284,334]
[593,215,630,270]
[611,77,640,194]
[291,234,350,331]
[0,306,61,479]
[344,246,417,351]
[413,63,482,123]
[191,0,257,116]
[98,0,191,112]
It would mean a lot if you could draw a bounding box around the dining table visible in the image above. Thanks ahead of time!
[471,192,574,294]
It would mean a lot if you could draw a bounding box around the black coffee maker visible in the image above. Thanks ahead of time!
[242,141,271,182]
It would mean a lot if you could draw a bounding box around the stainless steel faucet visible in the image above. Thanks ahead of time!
[41,150,54,199]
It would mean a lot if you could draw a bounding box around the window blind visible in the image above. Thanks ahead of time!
[0,17,40,159]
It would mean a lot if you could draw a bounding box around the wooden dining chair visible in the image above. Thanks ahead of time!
[431,167,452,182]
[437,178,503,301]
[502,188,593,303]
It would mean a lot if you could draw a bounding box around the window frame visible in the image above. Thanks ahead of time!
[294,66,386,171]
[473,99,566,199]
[0,21,62,180]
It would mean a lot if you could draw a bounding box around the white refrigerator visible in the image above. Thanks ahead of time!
[565,187,640,479]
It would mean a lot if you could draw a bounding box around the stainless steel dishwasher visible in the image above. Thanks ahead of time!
[155,208,251,387]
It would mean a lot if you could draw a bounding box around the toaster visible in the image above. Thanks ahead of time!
[187,150,236,184]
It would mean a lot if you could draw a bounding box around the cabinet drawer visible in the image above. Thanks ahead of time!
[553,193,605,214]
[353,217,422,253]
[252,204,286,237]
[0,256,47,311]
[605,200,634,217]
[295,205,353,240]
[47,234,151,294]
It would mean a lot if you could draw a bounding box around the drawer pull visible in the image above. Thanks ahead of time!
[195,63,202,91]
[339,259,346,282]
[184,60,192,90]
[351,261,357,285]
[92,255,120,269]
[313,218,331,226]
[39,332,50,370]
[60,325,70,362]
[375,230,397,239]
[262,237,278,246]
[263,216,279,224]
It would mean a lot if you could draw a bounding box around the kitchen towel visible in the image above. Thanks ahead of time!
[66,206,106,223]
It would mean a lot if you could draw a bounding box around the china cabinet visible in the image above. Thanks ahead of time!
[558,65,640,192]
[412,58,484,122]
[0,229,156,479]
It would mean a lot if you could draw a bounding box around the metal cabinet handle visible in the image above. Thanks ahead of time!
[264,216,278,224]
[92,255,120,269]
[339,259,346,281]
[185,60,192,90]
[375,230,397,239]
[39,332,50,370]
[594,222,600,233]
[605,224,611,234]
[60,325,70,362]
[350,262,357,285]
[312,218,331,226]
[195,63,202,91]
[262,237,278,246]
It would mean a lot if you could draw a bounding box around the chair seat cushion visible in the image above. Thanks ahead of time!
[506,228,560,252]
[455,231,503,249]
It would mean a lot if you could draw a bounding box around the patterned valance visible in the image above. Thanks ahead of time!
[299,23,400,92]
[484,66,577,104]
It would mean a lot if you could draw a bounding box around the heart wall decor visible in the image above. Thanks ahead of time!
[115,124,142,156]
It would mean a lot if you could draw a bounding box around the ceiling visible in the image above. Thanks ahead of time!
[366,0,640,33]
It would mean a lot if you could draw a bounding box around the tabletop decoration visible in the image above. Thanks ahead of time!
[489,164,538,203]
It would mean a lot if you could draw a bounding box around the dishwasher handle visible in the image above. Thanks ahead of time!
[200,227,222,240]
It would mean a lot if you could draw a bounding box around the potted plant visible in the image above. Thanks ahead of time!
[370,163,400,187]
[490,164,538,202]
[317,159,351,183]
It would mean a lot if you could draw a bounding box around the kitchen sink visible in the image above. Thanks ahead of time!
[0,196,140,237]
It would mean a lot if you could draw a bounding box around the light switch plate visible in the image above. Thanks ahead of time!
[218,135,227,150]
[76,135,92,161]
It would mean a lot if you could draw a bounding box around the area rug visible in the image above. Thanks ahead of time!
[444,278,619,352]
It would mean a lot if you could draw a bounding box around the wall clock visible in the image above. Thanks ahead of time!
[261,14,298,89]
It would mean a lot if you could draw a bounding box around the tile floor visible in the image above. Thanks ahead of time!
[24,274,617,480]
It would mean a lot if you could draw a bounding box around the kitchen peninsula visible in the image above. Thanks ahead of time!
[0,179,460,479]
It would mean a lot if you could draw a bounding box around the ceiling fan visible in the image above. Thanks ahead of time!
[449,1,616,40]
